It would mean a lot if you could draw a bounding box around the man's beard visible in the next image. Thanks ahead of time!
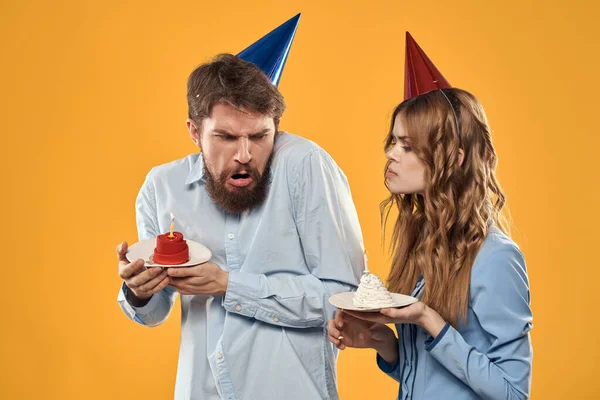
[203,155,273,214]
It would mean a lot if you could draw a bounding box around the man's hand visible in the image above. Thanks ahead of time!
[167,262,229,296]
[117,241,169,305]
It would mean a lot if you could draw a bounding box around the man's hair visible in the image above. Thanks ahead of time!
[187,53,286,131]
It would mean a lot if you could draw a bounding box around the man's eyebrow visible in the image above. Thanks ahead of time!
[213,128,271,136]
[213,129,234,136]
[249,129,270,136]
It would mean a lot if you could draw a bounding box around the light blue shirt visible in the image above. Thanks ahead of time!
[117,132,365,400]
[377,227,533,399]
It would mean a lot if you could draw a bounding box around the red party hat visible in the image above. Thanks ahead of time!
[404,32,451,100]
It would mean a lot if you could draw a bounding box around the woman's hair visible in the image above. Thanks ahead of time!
[381,88,509,327]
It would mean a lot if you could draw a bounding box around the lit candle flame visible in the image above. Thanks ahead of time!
[168,212,175,238]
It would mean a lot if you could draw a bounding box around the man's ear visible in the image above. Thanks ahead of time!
[187,119,201,147]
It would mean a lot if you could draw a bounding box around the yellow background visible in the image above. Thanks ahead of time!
[1,0,598,398]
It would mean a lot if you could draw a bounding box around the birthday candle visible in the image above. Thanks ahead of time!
[168,212,175,238]
[363,250,369,274]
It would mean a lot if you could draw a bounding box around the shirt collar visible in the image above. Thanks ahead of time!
[185,153,205,185]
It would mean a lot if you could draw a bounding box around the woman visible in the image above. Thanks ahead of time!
[328,88,533,399]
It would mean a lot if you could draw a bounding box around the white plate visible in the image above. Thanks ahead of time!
[328,291,418,312]
[126,238,212,268]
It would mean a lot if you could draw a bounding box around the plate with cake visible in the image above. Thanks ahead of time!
[127,231,212,268]
[328,272,417,312]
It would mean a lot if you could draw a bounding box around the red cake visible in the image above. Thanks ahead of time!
[153,232,190,265]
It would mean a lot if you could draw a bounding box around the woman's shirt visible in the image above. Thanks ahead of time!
[378,226,533,399]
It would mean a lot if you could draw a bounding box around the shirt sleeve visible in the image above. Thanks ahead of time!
[376,352,402,383]
[223,149,365,328]
[117,170,178,327]
[425,243,533,399]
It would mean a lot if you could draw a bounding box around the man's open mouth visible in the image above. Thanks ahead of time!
[231,173,251,180]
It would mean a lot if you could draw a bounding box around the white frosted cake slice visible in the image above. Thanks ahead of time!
[353,273,397,308]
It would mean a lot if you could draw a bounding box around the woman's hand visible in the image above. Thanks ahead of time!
[345,301,447,339]
[327,310,399,364]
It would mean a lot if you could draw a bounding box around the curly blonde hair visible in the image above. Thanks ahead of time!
[381,88,509,327]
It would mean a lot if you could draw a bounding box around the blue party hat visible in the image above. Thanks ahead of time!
[237,13,301,86]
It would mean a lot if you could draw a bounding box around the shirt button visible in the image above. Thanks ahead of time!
[235,304,242,311]
[273,317,279,322]
[228,233,235,239]
[216,352,223,359]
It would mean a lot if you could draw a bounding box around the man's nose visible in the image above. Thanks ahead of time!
[234,137,252,164]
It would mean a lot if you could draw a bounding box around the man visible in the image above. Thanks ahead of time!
[116,15,364,400]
